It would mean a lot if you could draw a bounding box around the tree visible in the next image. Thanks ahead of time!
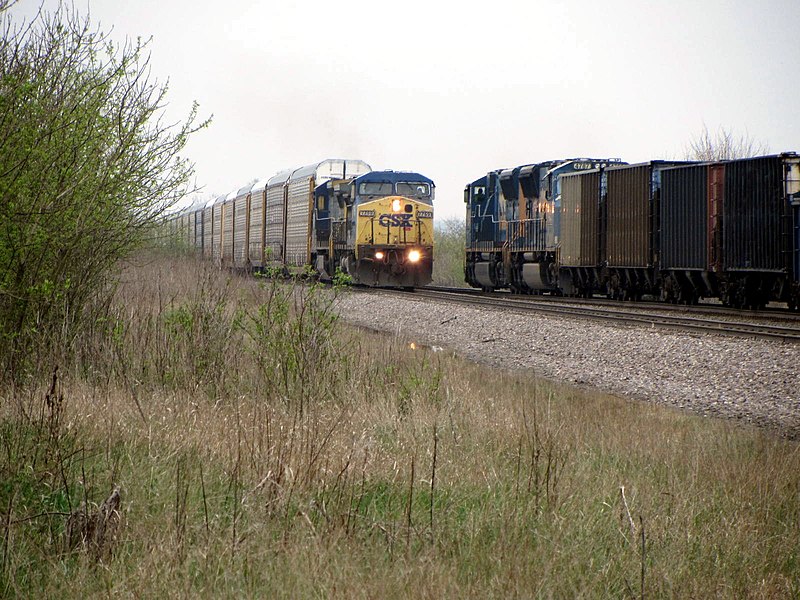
[0,3,208,379]
[684,124,768,161]
[432,217,467,287]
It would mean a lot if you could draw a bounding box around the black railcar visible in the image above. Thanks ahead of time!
[660,153,800,308]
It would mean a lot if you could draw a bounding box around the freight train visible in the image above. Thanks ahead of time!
[169,158,435,287]
[465,153,800,310]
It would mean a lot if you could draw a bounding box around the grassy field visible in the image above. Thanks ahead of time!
[1,254,798,598]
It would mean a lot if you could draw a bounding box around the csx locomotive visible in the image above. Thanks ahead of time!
[466,153,800,310]
[170,158,435,287]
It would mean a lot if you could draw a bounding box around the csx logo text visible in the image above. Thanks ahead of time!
[378,214,413,229]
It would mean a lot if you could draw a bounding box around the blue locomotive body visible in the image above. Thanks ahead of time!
[465,158,624,292]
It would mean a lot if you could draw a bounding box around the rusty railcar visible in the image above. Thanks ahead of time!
[558,169,603,296]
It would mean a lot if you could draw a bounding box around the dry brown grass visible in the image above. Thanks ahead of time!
[1,253,798,598]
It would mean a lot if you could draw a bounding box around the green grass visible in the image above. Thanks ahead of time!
[1,253,798,598]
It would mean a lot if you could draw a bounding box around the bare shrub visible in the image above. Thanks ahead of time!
[64,488,122,561]
[685,124,769,161]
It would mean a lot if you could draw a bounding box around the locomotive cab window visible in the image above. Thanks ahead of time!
[359,182,393,197]
[396,182,430,198]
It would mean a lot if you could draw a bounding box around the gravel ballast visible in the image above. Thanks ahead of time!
[334,290,800,439]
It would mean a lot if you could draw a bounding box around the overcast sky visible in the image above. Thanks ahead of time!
[7,0,800,219]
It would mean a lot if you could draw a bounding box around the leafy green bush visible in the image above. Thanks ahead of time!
[0,4,206,381]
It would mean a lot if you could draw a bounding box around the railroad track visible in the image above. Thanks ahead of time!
[422,286,800,322]
[389,287,800,343]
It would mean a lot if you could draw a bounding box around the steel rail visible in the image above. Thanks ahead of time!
[419,286,800,324]
[391,288,800,343]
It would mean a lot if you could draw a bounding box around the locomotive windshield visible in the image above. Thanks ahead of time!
[359,182,393,196]
[396,182,431,199]
[358,181,432,200]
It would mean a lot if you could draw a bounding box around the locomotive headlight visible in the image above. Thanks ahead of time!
[408,249,421,263]
[392,198,402,212]
[374,251,385,260]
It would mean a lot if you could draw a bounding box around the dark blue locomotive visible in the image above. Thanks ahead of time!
[465,158,624,293]
[465,153,800,310]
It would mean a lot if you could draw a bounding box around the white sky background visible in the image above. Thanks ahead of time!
[7,0,800,219]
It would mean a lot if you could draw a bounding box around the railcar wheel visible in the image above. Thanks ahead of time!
[678,287,697,305]
[790,287,800,312]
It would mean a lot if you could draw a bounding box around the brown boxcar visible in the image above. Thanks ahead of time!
[605,163,653,268]
[603,161,688,298]
[560,170,601,267]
